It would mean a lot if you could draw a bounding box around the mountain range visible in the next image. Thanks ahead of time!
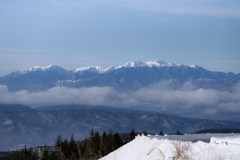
[0,60,239,92]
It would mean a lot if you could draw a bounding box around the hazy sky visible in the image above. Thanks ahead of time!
[1,0,240,76]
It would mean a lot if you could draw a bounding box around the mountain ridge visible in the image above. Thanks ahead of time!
[0,103,240,151]
[0,60,239,92]
[2,60,235,76]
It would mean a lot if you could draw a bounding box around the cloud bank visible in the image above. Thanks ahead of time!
[0,81,240,113]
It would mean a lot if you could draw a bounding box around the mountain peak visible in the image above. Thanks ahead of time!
[190,64,197,68]
[30,64,54,70]
[17,65,62,74]
[72,66,115,74]
[116,60,180,69]
[72,66,102,73]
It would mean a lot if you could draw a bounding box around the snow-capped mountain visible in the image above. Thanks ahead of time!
[4,61,198,75]
[0,60,239,92]
[4,65,69,78]
[14,65,67,75]
[20,65,55,73]
[0,61,240,92]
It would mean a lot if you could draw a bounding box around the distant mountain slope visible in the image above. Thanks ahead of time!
[0,61,239,92]
[0,103,34,112]
[0,103,240,151]
[0,65,70,92]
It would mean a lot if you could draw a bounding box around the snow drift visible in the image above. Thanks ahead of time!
[100,134,240,160]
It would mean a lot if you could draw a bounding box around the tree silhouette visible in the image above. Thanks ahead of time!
[130,128,135,140]
[142,130,147,136]
[41,143,49,160]
[159,129,164,136]
[176,129,181,135]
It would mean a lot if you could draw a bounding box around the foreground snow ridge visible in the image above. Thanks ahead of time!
[100,134,240,160]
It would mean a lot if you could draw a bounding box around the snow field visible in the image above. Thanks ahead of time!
[100,134,240,160]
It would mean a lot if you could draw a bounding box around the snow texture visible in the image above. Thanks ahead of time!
[73,61,179,73]
[100,134,240,160]
[17,60,195,74]
[116,61,179,69]
[20,65,54,74]
[72,66,115,73]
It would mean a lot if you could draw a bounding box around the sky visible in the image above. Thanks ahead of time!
[0,0,240,76]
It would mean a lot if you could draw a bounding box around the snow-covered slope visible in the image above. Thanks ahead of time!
[0,60,220,76]
[19,65,54,74]
[71,60,191,73]
[116,60,184,69]
[6,61,192,75]
[71,66,115,74]
[100,134,240,160]
[12,65,67,75]
[6,65,68,77]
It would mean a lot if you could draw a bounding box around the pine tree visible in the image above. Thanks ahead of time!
[129,128,135,141]
[32,151,38,160]
[107,129,114,153]
[12,146,38,160]
[92,131,101,156]
[124,138,130,144]
[90,128,95,140]
[49,151,58,160]
[159,129,164,136]
[82,139,94,159]
[176,129,181,135]
[81,129,100,160]
[80,138,88,159]
[41,143,49,160]
[142,130,147,136]
[54,134,63,148]
[107,129,114,139]
[100,131,108,156]
[0,156,11,160]
[69,134,78,158]
[113,132,123,150]
[51,134,64,160]
[62,138,69,158]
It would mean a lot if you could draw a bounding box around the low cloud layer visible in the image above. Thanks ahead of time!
[0,80,240,113]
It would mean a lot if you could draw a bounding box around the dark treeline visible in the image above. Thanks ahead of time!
[0,128,167,160]
[79,129,125,160]
[1,128,154,160]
